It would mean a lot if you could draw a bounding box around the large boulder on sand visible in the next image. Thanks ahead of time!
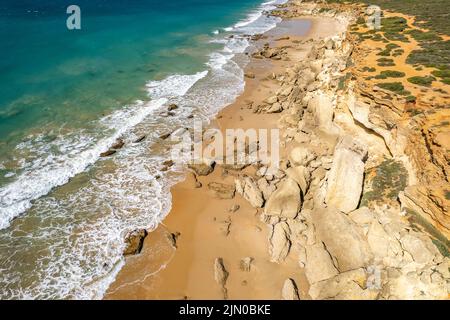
[188,157,216,176]
[312,207,373,272]
[305,242,339,284]
[325,136,368,213]
[265,178,301,219]
[269,222,291,263]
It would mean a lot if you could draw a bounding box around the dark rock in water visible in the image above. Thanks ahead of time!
[111,138,125,150]
[123,229,148,255]
[167,111,176,116]
[187,114,194,119]
[134,135,146,143]
[100,149,116,157]
[168,104,179,111]
[163,160,174,167]
[159,132,171,140]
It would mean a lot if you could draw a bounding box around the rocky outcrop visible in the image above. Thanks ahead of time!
[239,257,253,272]
[235,176,264,208]
[289,147,315,167]
[265,178,301,219]
[312,207,372,272]
[123,229,148,256]
[305,242,339,284]
[214,258,229,300]
[399,186,450,239]
[285,166,311,195]
[207,182,235,199]
[188,158,216,176]
[269,222,291,263]
[325,136,368,213]
[281,278,300,300]
[111,138,125,150]
[309,268,376,300]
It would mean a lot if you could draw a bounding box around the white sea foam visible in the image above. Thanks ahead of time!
[0,98,167,230]
[146,71,208,99]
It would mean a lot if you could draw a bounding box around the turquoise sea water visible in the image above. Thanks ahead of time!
[0,0,289,299]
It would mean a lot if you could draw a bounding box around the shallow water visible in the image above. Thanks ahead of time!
[0,0,297,299]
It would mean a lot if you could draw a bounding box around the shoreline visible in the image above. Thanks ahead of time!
[106,0,449,300]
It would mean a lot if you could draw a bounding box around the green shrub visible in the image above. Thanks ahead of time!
[377,82,411,95]
[362,66,376,72]
[392,49,405,57]
[405,95,417,102]
[377,57,395,67]
[407,76,435,87]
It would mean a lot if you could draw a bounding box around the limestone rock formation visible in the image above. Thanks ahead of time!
[312,207,372,272]
[208,182,235,199]
[214,258,229,299]
[269,222,291,263]
[281,278,300,300]
[188,158,216,176]
[325,136,368,213]
[285,166,311,195]
[305,242,339,284]
[239,257,253,272]
[307,93,335,131]
[123,229,148,256]
[309,268,377,300]
[235,176,264,208]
